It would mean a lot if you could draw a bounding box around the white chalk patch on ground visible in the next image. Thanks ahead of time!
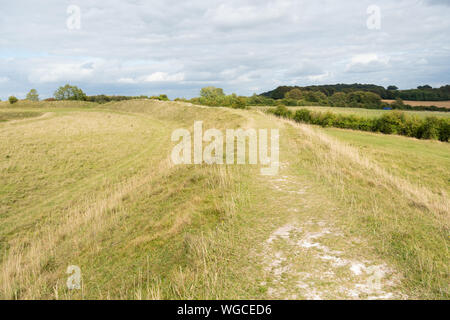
[261,221,404,300]
[260,162,405,300]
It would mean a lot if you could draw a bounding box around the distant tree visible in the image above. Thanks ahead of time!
[26,89,39,101]
[391,98,405,109]
[329,92,347,107]
[285,88,303,100]
[200,87,225,100]
[387,85,398,91]
[54,84,86,101]
[303,90,327,103]
[417,85,432,90]
[8,96,18,104]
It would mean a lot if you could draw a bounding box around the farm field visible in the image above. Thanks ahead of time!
[257,105,450,119]
[383,100,450,109]
[0,100,448,300]
[323,127,450,193]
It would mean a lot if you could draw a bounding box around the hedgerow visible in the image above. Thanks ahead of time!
[268,108,450,142]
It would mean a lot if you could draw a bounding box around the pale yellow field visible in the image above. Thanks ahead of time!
[383,100,450,109]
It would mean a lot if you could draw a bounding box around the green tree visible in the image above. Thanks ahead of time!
[285,88,303,100]
[200,87,225,100]
[8,96,18,104]
[26,89,39,101]
[54,84,86,101]
[303,90,327,103]
[387,85,398,91]
[329,92,347,107]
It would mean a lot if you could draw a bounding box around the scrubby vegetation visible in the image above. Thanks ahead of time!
[268,106,450,142]
[8,96,18,104]
[186,86,249,109]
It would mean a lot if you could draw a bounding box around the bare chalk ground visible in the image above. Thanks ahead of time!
[257,162,407,300]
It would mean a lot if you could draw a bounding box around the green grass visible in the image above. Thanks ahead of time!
[0,111,43,122]
[323,128,450,193]
[0,100,448,299]
[282,123,449,299]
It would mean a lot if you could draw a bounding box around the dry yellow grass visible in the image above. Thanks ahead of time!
[1,100,448,299]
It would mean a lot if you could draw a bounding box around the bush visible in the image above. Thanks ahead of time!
[158,94,169,101]
[149,94,169,101]
[231,96,247,109]
[316,112,336,127]
[247,94,276,106]
[418,117,440,140]
[8,96,18,104]
[437,119,450,142]
[293,109,312,123]
[272,105,292,118]
[375,111,406,134]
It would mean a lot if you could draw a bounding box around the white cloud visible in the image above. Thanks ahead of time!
[346,54,390,73]
[142,72,185,82]
[117,77,136,84]
[28,62,97,83]
[307,72,332,82]
[0,0,449,99]
[205,1,292,28]
[117,72,185,84]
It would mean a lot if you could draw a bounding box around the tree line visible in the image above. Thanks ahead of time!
[5,85,170,105]
[261,84,450,101]
[5,84,449,114]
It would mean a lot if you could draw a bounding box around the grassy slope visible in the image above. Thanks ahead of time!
[323,128,450,193]
[0,100,262,299]
[0,100,448,299]
[283,122,449,298]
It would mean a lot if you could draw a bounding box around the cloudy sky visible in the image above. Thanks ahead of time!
[1,0,449,100]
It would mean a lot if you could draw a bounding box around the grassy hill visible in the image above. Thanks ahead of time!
[0,100,448,299]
